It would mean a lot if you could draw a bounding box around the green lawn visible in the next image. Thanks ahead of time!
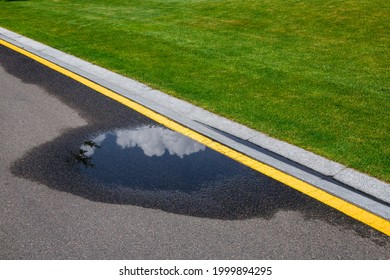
[1,0,389,182]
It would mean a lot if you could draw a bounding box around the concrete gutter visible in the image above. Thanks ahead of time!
[1,27,389,220]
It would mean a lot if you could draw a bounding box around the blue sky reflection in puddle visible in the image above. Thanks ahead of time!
[75,125,254,193]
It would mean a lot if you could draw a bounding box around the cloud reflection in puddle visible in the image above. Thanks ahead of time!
[81,126,205,158]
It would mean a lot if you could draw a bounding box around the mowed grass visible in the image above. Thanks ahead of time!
[0,0,389,182]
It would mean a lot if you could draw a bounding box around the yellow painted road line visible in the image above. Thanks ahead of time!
[1,39,389,236]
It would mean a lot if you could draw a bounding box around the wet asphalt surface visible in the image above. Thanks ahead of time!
[0,45,389,259]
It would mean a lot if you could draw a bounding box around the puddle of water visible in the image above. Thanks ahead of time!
[73,125,259,193]
[65,123,306,220]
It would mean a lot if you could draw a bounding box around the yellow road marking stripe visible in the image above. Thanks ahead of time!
[1,38,389,236]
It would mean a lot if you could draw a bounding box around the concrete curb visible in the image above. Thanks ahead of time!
[1,27,389,218]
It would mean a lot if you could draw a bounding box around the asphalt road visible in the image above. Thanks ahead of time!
[0,45,389,259]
